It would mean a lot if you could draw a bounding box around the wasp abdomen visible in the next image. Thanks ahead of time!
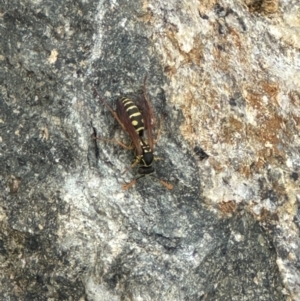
[120,97,144,136]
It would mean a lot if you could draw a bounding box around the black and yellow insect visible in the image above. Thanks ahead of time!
[93,77,172,190]
[116,95,155,177]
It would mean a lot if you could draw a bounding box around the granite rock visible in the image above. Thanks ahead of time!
[0,0,299,300]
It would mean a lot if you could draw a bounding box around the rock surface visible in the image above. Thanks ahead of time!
[0,0,299,300]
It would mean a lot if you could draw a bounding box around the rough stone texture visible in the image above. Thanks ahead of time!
[0,0,299,300]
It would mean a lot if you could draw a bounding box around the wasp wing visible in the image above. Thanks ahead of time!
[116,99,142,156]
[137,78,155,151]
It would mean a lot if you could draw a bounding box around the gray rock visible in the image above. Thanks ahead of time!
[1,0,298,300]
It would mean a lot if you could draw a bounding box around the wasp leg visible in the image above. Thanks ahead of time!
[122,179,137,190]
[122,175,145,190]
[159,179,173,190]
[154,113,166,146]
[121,155,142,175]
[93,87,127,132]
[142,75,157,127]
[131,155,142,168]
[94,136,134,150]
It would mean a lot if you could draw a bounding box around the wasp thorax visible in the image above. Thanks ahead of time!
[140,139,153,166]
[141,152,153,166]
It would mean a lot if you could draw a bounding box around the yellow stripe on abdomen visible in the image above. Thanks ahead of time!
[136,126,144,132]
[129,112,142,118]
[126,105,137,111]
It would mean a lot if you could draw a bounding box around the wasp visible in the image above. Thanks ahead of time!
[93,77,173,190]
